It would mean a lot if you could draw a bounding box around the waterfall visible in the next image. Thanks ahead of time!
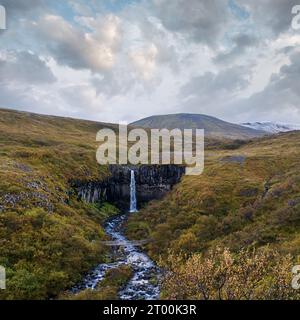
[130,170,138,213]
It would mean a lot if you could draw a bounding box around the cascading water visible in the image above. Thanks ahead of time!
[130,170,138,213]
[70,213,161,300]
[71,169,161,299]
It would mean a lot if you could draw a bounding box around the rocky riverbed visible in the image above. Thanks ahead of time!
[71,213,160,300]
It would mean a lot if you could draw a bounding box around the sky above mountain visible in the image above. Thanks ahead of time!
[0,0,300,124]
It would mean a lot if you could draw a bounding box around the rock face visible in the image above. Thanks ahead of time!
[73,165,185,210]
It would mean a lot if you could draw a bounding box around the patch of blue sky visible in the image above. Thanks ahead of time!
[47,1,75,22]
[228,0,250,20]
[102,0,143,12]
[46,0,143,25]
[45,1,94,31]
[220,1,254,50]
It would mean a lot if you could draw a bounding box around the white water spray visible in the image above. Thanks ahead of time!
[130,170,138,213]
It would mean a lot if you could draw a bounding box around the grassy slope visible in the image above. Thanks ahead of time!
[126,131,300,263]
[2,107,300,299]
[0,108,234,299]
[0,108,118,299]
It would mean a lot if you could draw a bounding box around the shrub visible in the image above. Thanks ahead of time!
[160,247,299,300]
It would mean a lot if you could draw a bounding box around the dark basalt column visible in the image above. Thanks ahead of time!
[73,165,185,210]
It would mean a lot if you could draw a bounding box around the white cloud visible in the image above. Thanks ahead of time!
[150,0,230,47]
[130,43,158,80]
[237,0,297,36]
[0,0,300,124]
[0,51,56,84]
[31,13,122,72]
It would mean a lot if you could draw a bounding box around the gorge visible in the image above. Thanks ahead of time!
[71,164,185,299]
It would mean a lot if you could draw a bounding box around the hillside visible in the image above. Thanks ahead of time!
[1,108,300,300]
[0,108,119,299]
[131,113,267,139]
[126,131,300,295]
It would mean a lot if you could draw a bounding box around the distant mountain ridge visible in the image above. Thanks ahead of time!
[131,114,266,140]
[241,122,300,134]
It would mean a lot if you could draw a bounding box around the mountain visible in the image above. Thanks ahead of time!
[241,121,300,134]
[131,114,266,139]
[1,107,300,300]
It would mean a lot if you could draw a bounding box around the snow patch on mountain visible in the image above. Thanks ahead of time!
[241,122,300,134]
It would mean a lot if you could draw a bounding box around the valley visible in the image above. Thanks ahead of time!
[1,108,300,300]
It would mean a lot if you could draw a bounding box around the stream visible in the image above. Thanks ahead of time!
[71,213,161,300]
[71,170,161,300]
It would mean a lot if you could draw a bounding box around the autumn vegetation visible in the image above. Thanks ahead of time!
[160,247,299,300]
[0,109,117,299]
[1,108,300,300]
[126,131,300,299]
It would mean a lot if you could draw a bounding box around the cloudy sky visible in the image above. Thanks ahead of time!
[0,0,300,124]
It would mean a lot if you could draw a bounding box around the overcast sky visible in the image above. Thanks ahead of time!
[0,0,300,124]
